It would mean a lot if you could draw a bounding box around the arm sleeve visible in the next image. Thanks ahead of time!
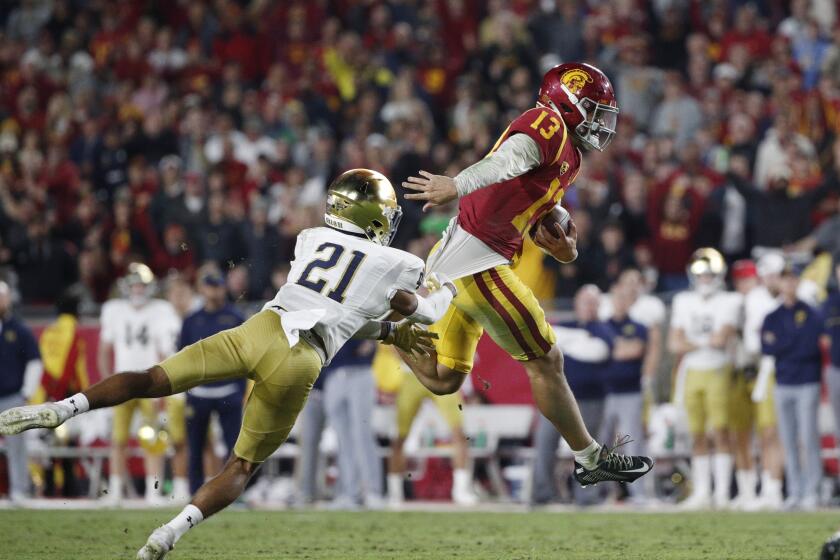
[454,134,543,197]
[406,288,455,324]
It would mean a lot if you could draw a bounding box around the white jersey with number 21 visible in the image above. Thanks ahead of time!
[264,227,425,364]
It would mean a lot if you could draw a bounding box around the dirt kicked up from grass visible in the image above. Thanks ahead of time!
[0,509,837,560]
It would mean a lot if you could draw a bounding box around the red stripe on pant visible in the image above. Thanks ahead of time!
[487,268,553,355]
[472,271,539,360]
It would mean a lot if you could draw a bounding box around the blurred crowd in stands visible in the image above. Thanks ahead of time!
[0,0,839,309]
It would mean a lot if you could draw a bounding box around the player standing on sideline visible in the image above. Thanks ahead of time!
[601,283,650,503]
[728,259,783,510]
[0,169,452,559]
[761,262,824,511]
[98,264,183,504]
[401,62,652,485]
[670,249,740,510]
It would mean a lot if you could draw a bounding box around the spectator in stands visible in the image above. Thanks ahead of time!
[241,197,281,300]
[531,285,611,506]
[728,154,837,251]
[0,280,42,502]
[199,191,243,268]
[651,72,703,150]
[649,186,702,292]
[761,262,825,510]
[600,282,649,502]
[179,267,245,494]
[590,220,635,292]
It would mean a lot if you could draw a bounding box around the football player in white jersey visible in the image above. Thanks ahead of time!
[98,263,182,504]
[669,248,741,510]
[0,169,453,559]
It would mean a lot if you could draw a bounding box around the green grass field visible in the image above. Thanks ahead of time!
[0,509,837,559]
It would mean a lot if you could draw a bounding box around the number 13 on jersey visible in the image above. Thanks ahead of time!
[296,242,367,303]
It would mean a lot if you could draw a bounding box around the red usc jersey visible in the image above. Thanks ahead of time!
[458,107,582,261]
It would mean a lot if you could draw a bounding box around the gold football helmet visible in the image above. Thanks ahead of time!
[119,262,157,304]
[325,169,402,246]
[687,248,727,294]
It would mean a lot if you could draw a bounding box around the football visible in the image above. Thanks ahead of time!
[530,203,572,239]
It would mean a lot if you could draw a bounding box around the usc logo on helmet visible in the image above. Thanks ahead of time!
[560,69,593,96]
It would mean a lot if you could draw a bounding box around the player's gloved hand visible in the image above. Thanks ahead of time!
[402,171,458,212]
[425,272,457,297]
[533,220,578,263]
[383,322,439,356]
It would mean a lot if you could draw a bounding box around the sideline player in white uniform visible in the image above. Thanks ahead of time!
[98,264,182,504]
[669,249,741,510]
[0,170,454,559]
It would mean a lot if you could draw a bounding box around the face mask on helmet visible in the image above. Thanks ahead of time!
[576,98,618,151]
[120,264,156,305]
[381,204,403,246]
[688,252,726,295]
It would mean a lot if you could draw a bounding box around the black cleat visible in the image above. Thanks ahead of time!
[821,532,840,560]
[573,436,654,487]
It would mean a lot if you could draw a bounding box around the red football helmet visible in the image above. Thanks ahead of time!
[537,62,619,152]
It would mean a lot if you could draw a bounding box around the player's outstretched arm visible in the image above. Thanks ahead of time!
[353,320,439,357]
[403,134,541,211]
[389,276,457,324]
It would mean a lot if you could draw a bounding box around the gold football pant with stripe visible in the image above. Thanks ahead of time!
[159,310,322,463]
[430,264,556,373]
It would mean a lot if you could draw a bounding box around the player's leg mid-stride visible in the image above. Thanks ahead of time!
[401,331,653,487]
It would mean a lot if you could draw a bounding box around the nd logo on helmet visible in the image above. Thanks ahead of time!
[560,69,593,96]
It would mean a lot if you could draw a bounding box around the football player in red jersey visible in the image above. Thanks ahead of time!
[402,62,653,486]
